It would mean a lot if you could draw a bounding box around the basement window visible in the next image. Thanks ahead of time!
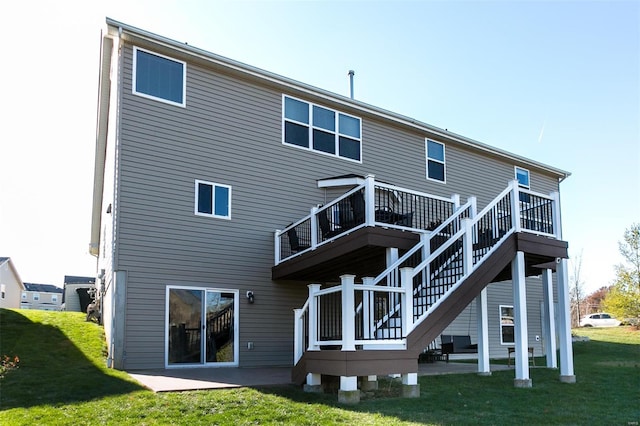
[500,305,515,344]
[133,47,186,107]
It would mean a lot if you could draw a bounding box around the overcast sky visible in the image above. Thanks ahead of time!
[1,0,638,295]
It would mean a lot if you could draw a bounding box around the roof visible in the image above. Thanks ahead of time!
[0,257,9,265]
[104,17,571,181]
[23,283,64,294]
[64,276,95,285]
[0,257,26,290]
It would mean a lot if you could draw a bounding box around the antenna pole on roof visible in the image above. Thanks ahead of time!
[348,70,355,99]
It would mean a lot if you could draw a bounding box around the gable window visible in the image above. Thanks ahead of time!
[500,305,515,344]
[195,180,231,219]
[283,95,362,162]
[133,47,186,107]
[426,139,446,182]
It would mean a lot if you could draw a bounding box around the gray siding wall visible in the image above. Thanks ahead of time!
[113,41,563,369]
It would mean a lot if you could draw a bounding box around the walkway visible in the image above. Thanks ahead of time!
[128,362,512,392]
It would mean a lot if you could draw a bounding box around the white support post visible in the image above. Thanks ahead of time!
[308,284,321,351]
[451,193,461,210]
[310,206,318,248]
[294,308,303,364]
[401,372,420,398]
[339,376,358,391]
[364,174,376,226]
[551,191,562,239]
[541,269,558,368]
[420,233,430,299]
[274,230,281,264]
[462,218,473,275]
[303,373,323,393]
[338,376,360,404]
[361,277,375,339]
[400,267,414,336]
[511,180,522,233]
[556,258,576,382]
[476,288,491,375]
[341,275,356,351]
[468,196,478,218]
[512,251,531,387]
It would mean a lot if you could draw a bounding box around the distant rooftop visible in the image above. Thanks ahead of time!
[24,283,63,293]
[64,275,95,285]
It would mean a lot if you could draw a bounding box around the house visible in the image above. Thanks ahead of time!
[21,283,63,311]
[0,257,25,309]
[90,18,576,401]
[62,275,96,313]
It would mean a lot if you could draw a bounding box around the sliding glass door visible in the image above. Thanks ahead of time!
[167,287,238,366]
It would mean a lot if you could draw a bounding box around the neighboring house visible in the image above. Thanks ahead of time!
[21,283,63,311]
[90,18,575,400]
[0,257,25,309]
[62,276,96,313]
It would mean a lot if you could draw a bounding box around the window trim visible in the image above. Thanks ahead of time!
[426,139,446,183]
[515,166,530,189]
[282,94,362,163]
[194,179,232,220]
[33,292,40,301]
[133,46,187,108]
[499,304,515,345]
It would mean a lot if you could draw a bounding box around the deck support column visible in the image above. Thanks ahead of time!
[541,269,558,368]
[360,375,378,391]
[476,288,491,375]
[556,258,576,383]
[303,373,323,393]
[340,275,356,351]
[401,372,420,398]
[338,376,360,404]
[512,251,532,388]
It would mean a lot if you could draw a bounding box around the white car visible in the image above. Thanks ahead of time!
[579,313,621,327]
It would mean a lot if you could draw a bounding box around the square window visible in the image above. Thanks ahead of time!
[313,129,336,154]
[133,47,186,107]
[33,293,40,301]
[52,295,58,303]
[21,292,27,300]
[195,180,231,219]
[313,106,335,131]
[426,140,446,183]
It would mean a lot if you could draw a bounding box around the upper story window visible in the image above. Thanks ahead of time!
[515,166,531,203]
[283,95,362,162]
[133,47,186,107]
[515,166,530,189]
[426,139,446,183]
[195,180,231,219]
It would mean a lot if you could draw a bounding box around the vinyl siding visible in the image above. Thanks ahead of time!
[113,41,563,369]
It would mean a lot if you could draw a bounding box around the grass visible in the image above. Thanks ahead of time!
[1,309,639,425]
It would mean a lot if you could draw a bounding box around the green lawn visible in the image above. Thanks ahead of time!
[1,309,638,425]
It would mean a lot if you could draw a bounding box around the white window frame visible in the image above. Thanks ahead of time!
[499,304,515,345]
[282,95,363,163]
[33,292,40,301]
[194,180,232,220]
[21,291,27,300]
[52,294,58,303]
[132,46,187,108]
[515,166,530,189]
[426,139,446,183]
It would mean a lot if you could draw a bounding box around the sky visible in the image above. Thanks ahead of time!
[1,0,638,294]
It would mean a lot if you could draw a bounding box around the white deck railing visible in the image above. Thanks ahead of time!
[293,181,561,363]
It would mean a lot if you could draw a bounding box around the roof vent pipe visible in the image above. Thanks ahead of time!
[348,70,355,99]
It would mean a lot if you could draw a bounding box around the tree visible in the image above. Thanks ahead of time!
[583,286,610,313]
[569,250,585,327]
[603,223,640,326]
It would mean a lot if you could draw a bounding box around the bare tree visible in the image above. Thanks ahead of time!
[569,250,585,327]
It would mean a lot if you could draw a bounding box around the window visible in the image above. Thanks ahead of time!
[1,284,5,299]
[515,166,530,189]
[515,166,530,203]
[33,293,40,301]
[500,305,515,344]
[133,47,186,107]
[283,95,362,162]
[21,292,27,300]
[426,139,446,182]
[52,294,58,303]
[195,180,231,219]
